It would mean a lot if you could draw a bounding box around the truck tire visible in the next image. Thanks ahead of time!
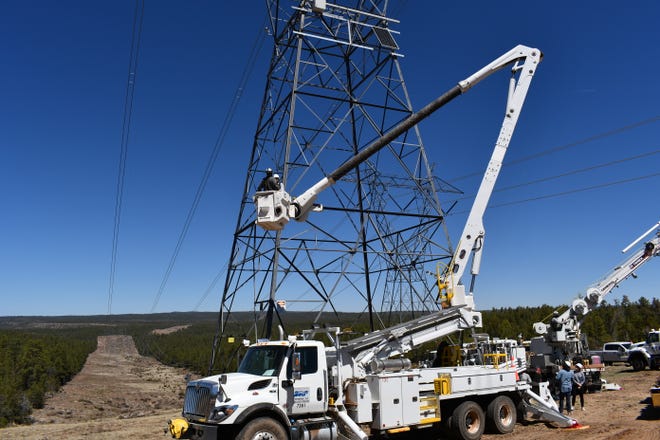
[486,395,516,434]
[451,401,485,440]
[236,417,287,440]
[629,355,647,372]
[651,358,660,370]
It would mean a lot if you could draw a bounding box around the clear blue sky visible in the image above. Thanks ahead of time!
[1,1,659,317]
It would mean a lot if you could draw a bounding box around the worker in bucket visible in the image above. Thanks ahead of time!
[257,168,281,191]
[556,360,574,415]
[572,362,587,411]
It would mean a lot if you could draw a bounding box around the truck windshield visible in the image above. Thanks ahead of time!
[238,346,288,376]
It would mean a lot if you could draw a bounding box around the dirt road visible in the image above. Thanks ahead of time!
[2,335,658,439]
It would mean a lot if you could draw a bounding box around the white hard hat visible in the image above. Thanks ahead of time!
[273,174,280,179]
[564,360,571,368]
[575,363,583,369]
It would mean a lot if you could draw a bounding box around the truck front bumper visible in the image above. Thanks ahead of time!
[167,418,219,440]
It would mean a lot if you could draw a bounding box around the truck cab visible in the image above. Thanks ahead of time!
[172,339,328,440]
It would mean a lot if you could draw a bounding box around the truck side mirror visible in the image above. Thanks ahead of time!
[292,352,302,381]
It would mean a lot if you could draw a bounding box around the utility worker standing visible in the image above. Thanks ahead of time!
[556,360,574,415]
[572,362,586,411]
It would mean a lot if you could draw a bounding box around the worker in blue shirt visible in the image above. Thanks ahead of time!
[555,360,574,415]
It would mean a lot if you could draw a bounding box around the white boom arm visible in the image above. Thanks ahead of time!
[533,220,660,341]
[346,48,542,369]
[254,45,542,232]
[438,46,541,309]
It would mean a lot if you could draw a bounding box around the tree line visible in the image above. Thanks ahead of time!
[481,295,660,349]
[0,329,97,427]
[137,296,659,375]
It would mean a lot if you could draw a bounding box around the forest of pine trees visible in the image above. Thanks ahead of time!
[0,330,96,427]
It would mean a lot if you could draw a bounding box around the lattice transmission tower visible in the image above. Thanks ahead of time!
[210,0,460,372]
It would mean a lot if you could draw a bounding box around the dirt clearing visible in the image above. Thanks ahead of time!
[1,335,658,439]
[2,335,192,439]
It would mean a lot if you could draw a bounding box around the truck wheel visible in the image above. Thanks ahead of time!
[486,395,516,434]
[451,401,485,440]
[651,358,660,370]
[236,417,287,440]
[630,356,646,371]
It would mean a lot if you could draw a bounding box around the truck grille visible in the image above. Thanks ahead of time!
[183,381,218,421]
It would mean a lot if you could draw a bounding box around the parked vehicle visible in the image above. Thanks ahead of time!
[627,330,660,371]
[589,341,632,365]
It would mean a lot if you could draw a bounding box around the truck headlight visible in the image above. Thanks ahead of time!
[208,404,238,422]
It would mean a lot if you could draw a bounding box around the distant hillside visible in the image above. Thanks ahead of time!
[0,312,216,329]
[0,311,375,331]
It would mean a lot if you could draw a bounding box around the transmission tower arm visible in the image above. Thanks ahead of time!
[534,220,660,340]
[254,45,543,231]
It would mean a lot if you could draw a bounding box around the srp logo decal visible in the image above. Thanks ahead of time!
[294,388,310,402]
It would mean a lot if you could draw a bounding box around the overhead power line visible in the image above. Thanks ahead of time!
[453,148,660,202]
[193,261,228,311]
[108,0,145,315]
[448,171,660,216]
[448,116,660,182]
[150,16,267,313]
[489,172,660,209]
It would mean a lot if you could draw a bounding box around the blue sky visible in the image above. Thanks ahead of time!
[1,1,659,317]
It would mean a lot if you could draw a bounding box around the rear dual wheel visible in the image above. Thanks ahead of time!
[486,395,516,434]
[451,401,485,440]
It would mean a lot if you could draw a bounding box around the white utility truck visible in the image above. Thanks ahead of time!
[627,328,660,371]
[530,220,660,384]
[168,45,574,440]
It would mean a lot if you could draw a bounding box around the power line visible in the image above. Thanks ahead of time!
[490,172,660,209]
[448,171,660,216]
[448,116,660,182]
[108,0,145,315]
[150,16,267,313]
[453,148,660,202]
[193,261,228,311]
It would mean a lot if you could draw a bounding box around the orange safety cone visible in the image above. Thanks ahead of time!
[565,419,589,430]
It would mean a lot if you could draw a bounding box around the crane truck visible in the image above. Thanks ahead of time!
[529,220,660,383]
[167,44,577,440]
